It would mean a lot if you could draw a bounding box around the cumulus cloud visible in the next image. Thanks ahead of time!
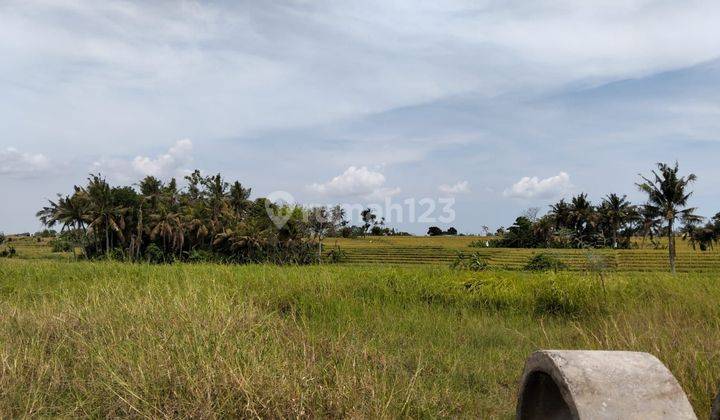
[309,166,400,199]
[0,147,50,177]
[92,139,194,181]
[132,139,193,177]
[439,180,470,195]
[503,172,572,199]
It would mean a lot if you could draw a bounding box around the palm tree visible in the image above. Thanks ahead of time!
[85,174,123,255]
[568,194,596,247]
[599,194,638,248]
[149,209,184,254]
[637,162,699,273]
[549,199,572,229]
[229,181,251,218]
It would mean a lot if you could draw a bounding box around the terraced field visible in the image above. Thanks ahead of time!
[328,237,720,272]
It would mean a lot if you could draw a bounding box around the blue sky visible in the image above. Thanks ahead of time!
[2,0,720,234]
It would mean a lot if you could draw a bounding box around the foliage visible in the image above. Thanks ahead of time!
[637,162,699,273]
[37,171,321,265]
[325,247,346,264]
[450,252,489,271]
[524,253,567,272]
[0,232,5,244]
[492,192,643,249]
[427,226,443,236]
[0,245,17,258]
[50,239,74,253]
[34,229,57,238]
[428,226,458,236]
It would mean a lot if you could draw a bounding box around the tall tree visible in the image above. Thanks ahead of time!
[637,162,699,273]
[85,175,120,255]
[599,194,638,248]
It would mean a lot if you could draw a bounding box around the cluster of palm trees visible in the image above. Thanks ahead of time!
[493,163,718,273]
[37,171,318,263]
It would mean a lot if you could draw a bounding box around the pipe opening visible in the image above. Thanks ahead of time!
[518,371,572,420]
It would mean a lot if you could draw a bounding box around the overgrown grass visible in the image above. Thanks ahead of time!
[0,260,718,417]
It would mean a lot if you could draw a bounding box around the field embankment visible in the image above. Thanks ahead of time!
[1,260,718,417]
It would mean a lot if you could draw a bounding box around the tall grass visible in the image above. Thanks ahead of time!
[0,260,718,417]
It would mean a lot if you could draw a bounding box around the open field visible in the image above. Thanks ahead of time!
[4,235,720,271]
[1,259,719,417]
[328,236,720,272]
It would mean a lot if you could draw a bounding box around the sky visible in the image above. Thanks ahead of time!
[2,0,720,234]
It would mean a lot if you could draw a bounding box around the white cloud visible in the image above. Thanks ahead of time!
[309,166,400,199]
[0,147,50,177]
[503,172,572,199]
[439,180,470,195]
[92,139,193,181]
[365,187,402,201]
[132,139,193,177]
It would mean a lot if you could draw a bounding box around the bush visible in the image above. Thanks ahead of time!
[186,249,216,263]
[427,226,443,236]
[50,239,74,253]
[0,232,5,244]
[450,252,489,271]
[325,247,346,264]
[0,245,17,258]
[144,243,168,264]
[524,253,567,272]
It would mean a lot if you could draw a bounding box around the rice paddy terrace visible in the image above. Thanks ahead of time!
[328,236,720,272]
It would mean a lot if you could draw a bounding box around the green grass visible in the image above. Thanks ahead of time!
[1,260,719,417]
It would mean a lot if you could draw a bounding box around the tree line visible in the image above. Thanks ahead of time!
[488,163,719,273]
[37,171,353,263]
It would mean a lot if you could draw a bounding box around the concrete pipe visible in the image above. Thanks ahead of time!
[516,350,696,420]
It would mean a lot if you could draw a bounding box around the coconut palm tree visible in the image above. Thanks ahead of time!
[549,199,572,230]
[599,194,638,248]
[637,162,699,273]
[85,174,123,255]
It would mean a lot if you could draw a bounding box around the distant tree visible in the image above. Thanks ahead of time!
[598,194,638,248]
[328,205,348,236]
[481,225,490,236]
[637,162,700,273]
[0,232,5,245]
[446,227,458,235]
[308,207,332,260]
[521,207,541,222]
[549,199,572,229]
[427,226,443,236]
[361,208,377,236]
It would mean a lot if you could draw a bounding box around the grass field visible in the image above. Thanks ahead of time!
[1,259,719,417]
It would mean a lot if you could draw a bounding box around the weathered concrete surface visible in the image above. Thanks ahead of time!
[711,387,720,420]
[516,350,696,420]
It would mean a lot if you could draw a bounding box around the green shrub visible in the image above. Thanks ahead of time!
[144,243,168,264]
[187,249,217,263]
[0,245,17,258]
[450,252,489,271]
[524,253,567,272]
[325,247,346,264]
[50,239,74,253]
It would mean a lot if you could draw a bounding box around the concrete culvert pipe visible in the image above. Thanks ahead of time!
[516,350,696,420]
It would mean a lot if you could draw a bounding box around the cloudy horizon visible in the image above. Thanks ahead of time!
[2,0,720,234]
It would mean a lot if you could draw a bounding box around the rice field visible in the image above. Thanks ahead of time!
[327,236,720,272]
[0,260,719,418]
